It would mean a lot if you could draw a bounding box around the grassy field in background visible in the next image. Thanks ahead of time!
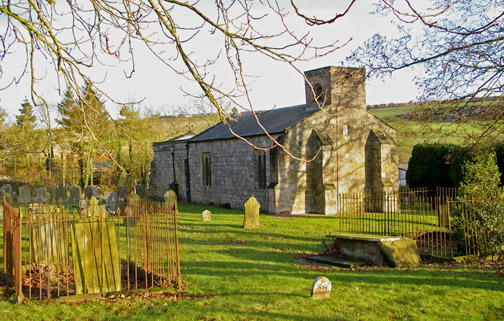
[368,105,499,163]
[0,203,503,320]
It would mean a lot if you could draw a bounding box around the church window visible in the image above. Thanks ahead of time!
[202,153,211,186]
[256,150,267,188]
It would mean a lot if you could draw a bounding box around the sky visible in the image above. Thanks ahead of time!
[0,0,422,121]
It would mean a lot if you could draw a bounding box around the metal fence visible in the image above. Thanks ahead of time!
[334,188,461,257]
[3,197,180,302]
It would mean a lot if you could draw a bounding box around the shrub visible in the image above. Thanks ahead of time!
[451,152,504,257]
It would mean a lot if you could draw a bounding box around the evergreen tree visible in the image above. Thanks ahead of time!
[16,99,36,130]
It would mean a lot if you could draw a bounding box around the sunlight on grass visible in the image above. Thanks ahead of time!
[0,202,503,320]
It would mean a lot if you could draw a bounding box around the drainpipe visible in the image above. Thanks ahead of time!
[169,145,179,198]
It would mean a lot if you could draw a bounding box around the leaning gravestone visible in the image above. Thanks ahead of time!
[69,186,80,203]
[164,190,177,207]
[34,187,47,203]
[202,210,211,221]
[71,217,120,295]
[18,185,31,204]
[56,185,68,202]
[311,277,332,300]
[118,186,127,200]
[135,184,147,199]
[243,196,260,228]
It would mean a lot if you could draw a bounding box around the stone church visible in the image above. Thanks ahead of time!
[149,66,398,215]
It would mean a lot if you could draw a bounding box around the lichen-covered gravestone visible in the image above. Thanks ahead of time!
[84,186,97,200]
[18,185,31,204]
[311,276,332,299]
[69,186,80,203]
[34,187,47,203]
[87,196,107,217]
[71,218,120,295]
[202,210,211,221]
[243,196,260,228]
[164,190,177,207]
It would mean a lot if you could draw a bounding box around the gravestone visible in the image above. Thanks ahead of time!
[311,277,331,299]
[103,191,111,201]
[18,185,31,204]
[30,204,68,265]
[49,185,58,202]
[79,199,88,211]
[69,186,80,203]
[164,190,177,207]
[1,184,12,194]
[243,196,260,228]
[118,186,127,200]
[34,187,47,203]
[11,191,17,200]
[202,210,211,221]
[135,184,147,199]
[87,196,106,217]
[107,193,118,212]
[56,186,68,202]
[71,219,121,295]
[84,186,95,200]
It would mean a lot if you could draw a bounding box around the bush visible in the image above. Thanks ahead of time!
[451,152,504,257]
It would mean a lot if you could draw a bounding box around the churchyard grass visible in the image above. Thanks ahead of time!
[0,202,503,320]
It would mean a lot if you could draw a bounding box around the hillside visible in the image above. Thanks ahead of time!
[367,99,503,163]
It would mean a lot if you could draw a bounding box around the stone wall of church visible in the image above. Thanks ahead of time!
[188,136,275,211]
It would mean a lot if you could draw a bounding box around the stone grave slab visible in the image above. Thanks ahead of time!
[243,196,260,228]
[378,239,421,268]
[71,219,121,295]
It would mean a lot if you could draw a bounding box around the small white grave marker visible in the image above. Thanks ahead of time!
[311,276,331,299]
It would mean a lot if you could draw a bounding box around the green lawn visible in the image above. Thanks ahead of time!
[0,203,503,320]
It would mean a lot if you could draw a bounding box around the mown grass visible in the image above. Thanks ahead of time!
[0,202,503,320]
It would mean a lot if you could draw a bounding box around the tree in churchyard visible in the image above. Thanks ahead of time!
[0,1,357,161]
[347,0,504,144]
[57,83,109,188]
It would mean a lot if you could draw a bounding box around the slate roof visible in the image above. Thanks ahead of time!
[190,104,318,142]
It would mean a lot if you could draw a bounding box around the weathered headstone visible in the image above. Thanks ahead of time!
[79,199,88,210]
[311,277,332,300]
[164,190,177,207]
[202,210,212,221]
[103,191,111,201]
[34,187,47,203]
[118,186,127,200]
[87,196,106,217]
[243,196,260,228]
[56,185,68,202]
[71,219,121,295]
[84,186,95,200]
[18,185,31,204]
[1,184,12,194]
[378,239,421,268]
[70,186,80,203]
[107,193,118,212]
[49,185,58,202]
[11,191,17,200]
[135,184,147,198]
